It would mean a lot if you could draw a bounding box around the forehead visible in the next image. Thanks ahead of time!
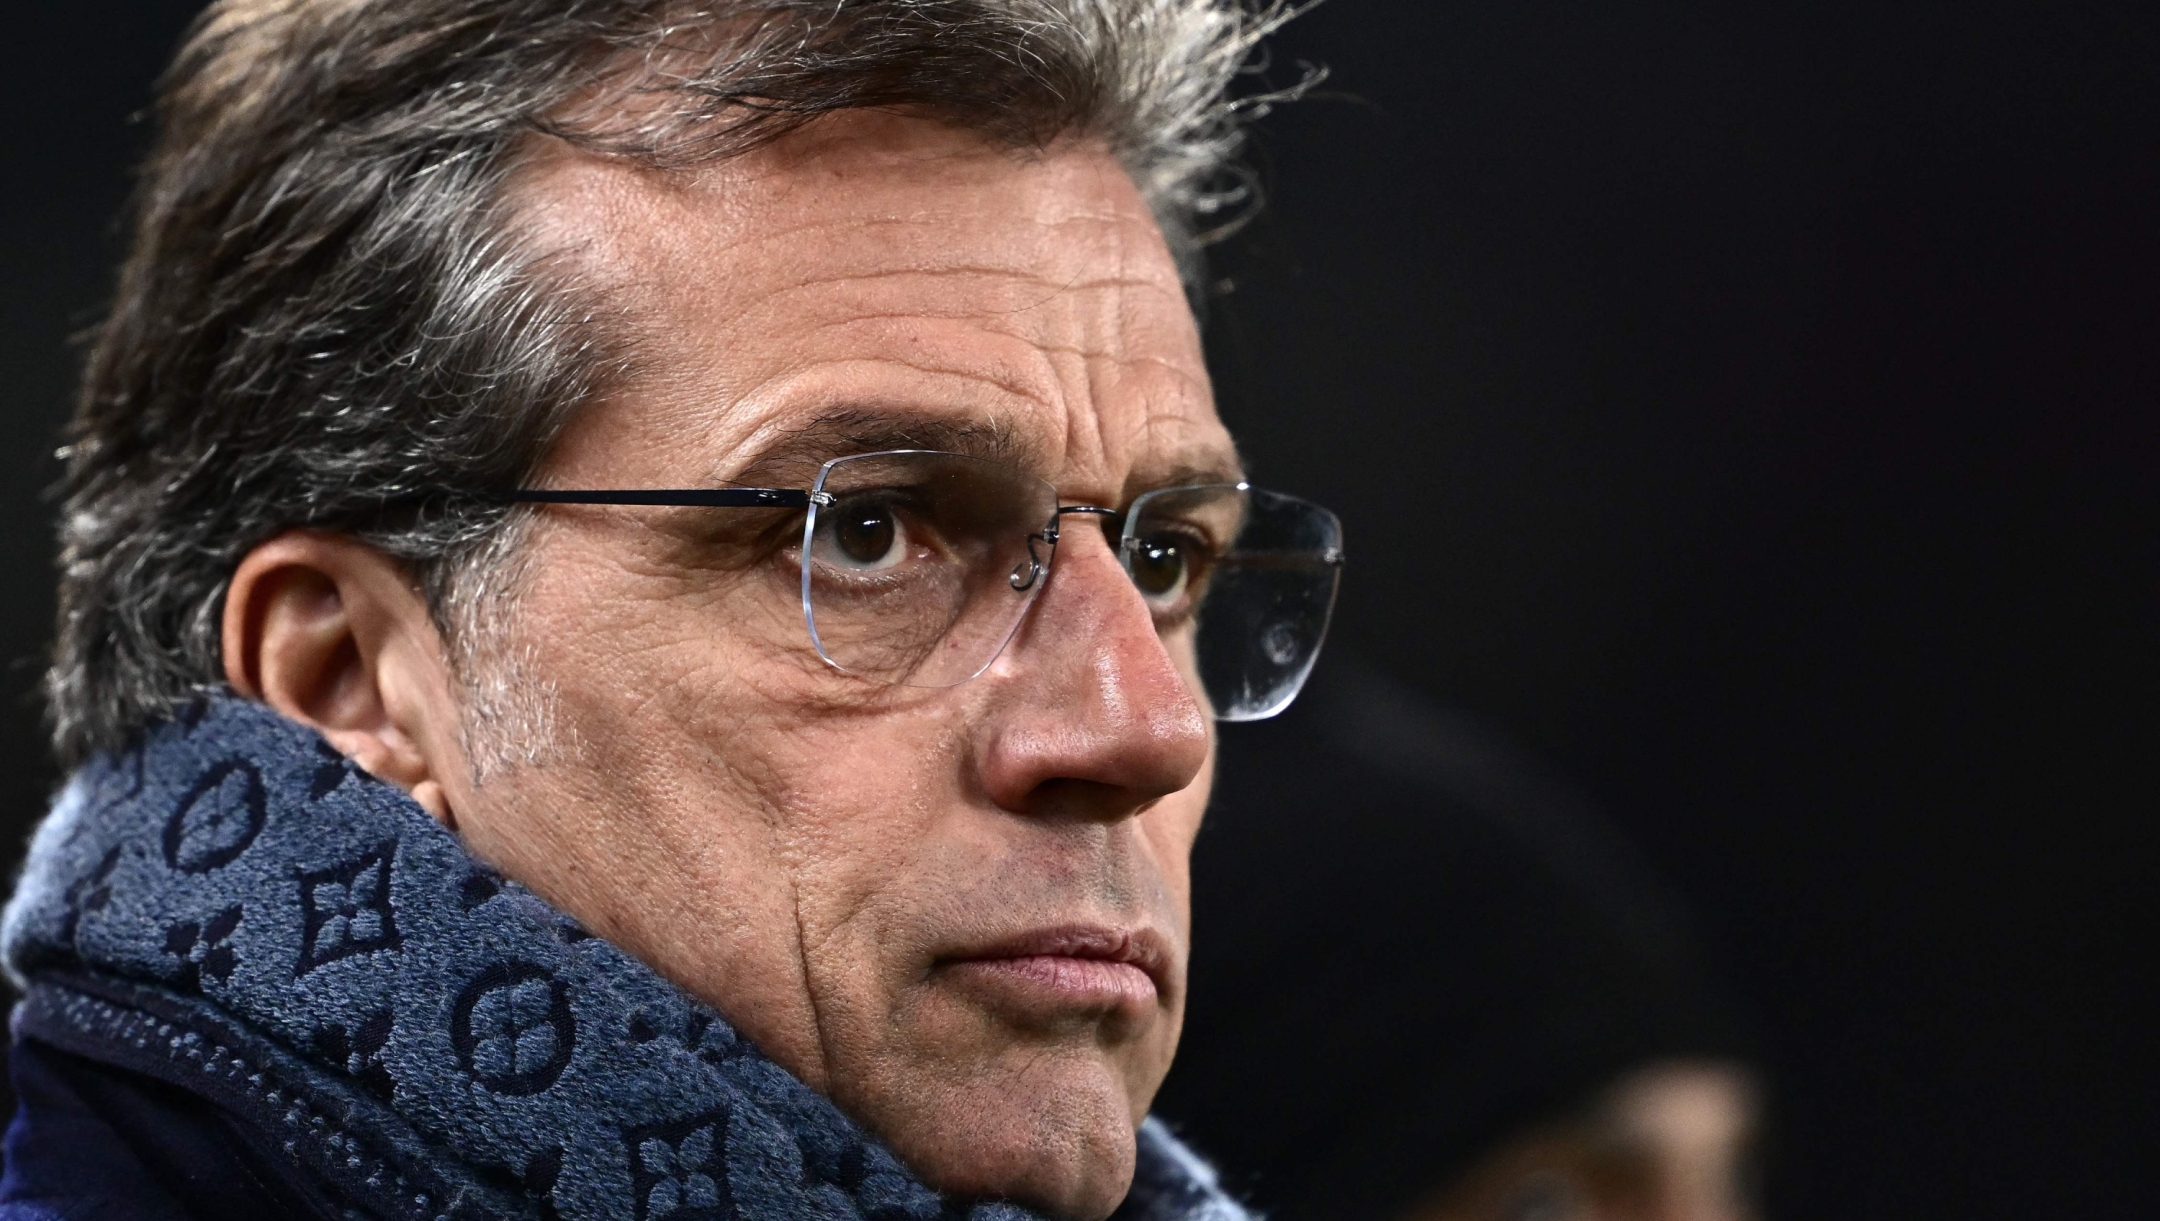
[514,111,1235,498]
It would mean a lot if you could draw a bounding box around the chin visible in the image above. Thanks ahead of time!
[859,1048,1147,1221]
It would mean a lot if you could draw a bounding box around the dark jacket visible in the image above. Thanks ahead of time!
[0,1036,335,1219]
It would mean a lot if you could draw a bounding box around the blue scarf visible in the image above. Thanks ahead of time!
[1,698,1245,1221]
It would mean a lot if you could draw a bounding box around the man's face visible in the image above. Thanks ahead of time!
[439,114,1227,1219]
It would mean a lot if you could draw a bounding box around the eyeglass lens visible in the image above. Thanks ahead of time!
[800,450,1342,719]
[1125,484,1343,721]
[800,450,1057,689]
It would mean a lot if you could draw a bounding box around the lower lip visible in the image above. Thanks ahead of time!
[942,954,1159,1012]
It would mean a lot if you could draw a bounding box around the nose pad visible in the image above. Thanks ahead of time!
[1010,532,1053,591]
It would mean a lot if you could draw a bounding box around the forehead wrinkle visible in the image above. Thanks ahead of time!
[722,212,1177,303]
[1076,169,1145,489]
[527,119,1215,506]
[1007,340,1217,487]
[669,320,1073,482]
[511,126,1176,326]
[764,289,1212,497]
[781,344,1067,432]
[648,177,1162,283]
[743,267,1170,322]
[679,184,1174,311]
[771,267,1189,381]
[711,196,1139,242]
[1029,205,1199,502]
[989,274,1182,320]
[1123,417,1244,499]
[1111,352,1213,398]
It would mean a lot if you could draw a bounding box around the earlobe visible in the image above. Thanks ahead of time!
[222,531,462,823]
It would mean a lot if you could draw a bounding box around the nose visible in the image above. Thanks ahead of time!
[972,523,1211,820]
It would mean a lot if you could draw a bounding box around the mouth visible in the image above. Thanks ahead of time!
[935,924,1171,1021]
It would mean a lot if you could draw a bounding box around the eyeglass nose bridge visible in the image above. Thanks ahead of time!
[1008,504,1123,592]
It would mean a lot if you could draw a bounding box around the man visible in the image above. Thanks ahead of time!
[0,2,1342,1218]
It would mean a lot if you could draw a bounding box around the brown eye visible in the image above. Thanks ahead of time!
[837,507,895,563]
[1128,535,1189,602]
[817,499,907,571]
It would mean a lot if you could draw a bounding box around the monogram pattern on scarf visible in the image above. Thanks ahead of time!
[1,698,1246,1221]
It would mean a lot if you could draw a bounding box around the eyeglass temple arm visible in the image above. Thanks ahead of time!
[499,488,822,509]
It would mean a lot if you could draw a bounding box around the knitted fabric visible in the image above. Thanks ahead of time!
[2,698,1245,1221]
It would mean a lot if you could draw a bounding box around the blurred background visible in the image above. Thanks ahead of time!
[2,1,2154,1218]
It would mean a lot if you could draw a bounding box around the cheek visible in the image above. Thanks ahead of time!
[477,533,979,1061]
[507,558,801,903]
[487,530,834,878]
[762,707,974,959]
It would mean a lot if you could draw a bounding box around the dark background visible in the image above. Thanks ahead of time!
[3,2,2154,1217]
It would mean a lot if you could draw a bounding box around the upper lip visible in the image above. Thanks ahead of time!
[943,923,1173,993]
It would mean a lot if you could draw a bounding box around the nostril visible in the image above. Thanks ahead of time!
[1015,775,1159,823]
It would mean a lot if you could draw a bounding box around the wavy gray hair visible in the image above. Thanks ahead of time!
[49,0,1310,767]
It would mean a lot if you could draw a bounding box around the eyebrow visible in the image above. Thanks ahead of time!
[719,407,1040,489]
[718,407,1246,502]
[1132,456,1249,497]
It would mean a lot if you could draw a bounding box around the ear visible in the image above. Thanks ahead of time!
[222,530,465,824]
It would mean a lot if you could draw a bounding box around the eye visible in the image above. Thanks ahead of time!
[1127,533,1191,605]
[817,499,909,572]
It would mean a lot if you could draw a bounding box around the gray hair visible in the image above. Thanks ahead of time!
[49,0,1310,767]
